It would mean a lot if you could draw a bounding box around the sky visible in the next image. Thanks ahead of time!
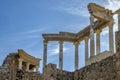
[0,0,120,72]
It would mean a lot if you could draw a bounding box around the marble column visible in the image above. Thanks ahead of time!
[74,41,79,70]
[118,14,120,31]
[26,63,30,72]
[43,40,48,67]
[84,36,89,65]
[109,22,114,53]
[90,15,95,57]
[96,30,101,55]
[18,59,23,70]
[36,66,39,72]
[59,41,63,70]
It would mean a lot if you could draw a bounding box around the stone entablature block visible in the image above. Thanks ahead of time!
[88,3,113,21]
[18,49,40,66]
[86,51,114,65]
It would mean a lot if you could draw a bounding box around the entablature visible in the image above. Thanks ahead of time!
[42,32,77,42]
[88,3,113,21]
[18,49,40,66]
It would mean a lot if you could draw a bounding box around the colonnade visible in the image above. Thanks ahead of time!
[118,14,120,31]
[43,15,115,71]
[43,40,80,70]
[18,58,39,72]
[85,15,114,61]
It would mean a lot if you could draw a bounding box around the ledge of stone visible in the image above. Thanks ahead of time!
[86,51,114,65]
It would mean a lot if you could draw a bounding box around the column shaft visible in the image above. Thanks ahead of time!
[59,41,63,70]
[118,14,120,31]
[74,42,79,70]
[43,40,48,67]
[90,15,95,57]
[36,66,39,72]
[85,37,89,65]
[18,59,23,70]
[96,30,101,55]
[26,63,30,72]
[109,22,114,53]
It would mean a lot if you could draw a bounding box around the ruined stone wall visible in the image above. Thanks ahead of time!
[0,53,18,80]
[0,29,120,80]
[43,55,116,80]
[74,55,116,80]
[43,64,74,80]
[116,30,120,80]
[86,51,114,65]
[0,53,42,80]
[43,30,120,80]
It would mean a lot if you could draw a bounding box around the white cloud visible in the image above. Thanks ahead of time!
[100,0,120,36]
[105,0,120,12]
[101,27,109,36]
[7,28,46,42]
[48,46,69,56]
[61,23,88,33]
[24,41,40,49]
[17,28,45,35]
[50,0,89,17]
[54,6,89,17]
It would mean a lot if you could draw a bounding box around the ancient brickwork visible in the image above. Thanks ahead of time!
[74,55,116,80]
[43,55,116,80]
[116,30,120,80]
[86,51,114,65]
[43,64,74,80]
[0,3,120,80]
[0,53,42,80]
[0,53,18,80]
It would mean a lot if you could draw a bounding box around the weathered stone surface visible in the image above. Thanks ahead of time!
[0,48,118,80]
[1,3,120,80]
[116,30,120,80]
[0,53,42,80]
[43,55,116,80]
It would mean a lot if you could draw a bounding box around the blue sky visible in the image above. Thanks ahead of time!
[0,0,120,72]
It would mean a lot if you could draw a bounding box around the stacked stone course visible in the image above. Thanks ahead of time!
[0,30,119,80]
[43,54,116,80]
[0,53,42,80]
[0,3,120,80]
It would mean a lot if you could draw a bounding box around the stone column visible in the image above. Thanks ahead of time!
[118,14,120,31]
[36,66,39,72]
[96,30,101,55]
[84,36,89,65]
[109,22,114,53]
[18,59,23,70]
[90,15,95,57]
[43,40,48,67]
[74,41,79,70]
[26,63,30,72]
[59,41,63,70]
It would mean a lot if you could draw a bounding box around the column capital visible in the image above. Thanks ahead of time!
[118,13,120,31]
[44,40,48,45]
[118,13,120,16]
[96,29,102,34]
[36,66,39,72]
[109,22,114,27]
[90,15,94,21]
[26,62,30,65]
[73,41,80,46]
[18,58,23,62]
[36,65,39,68]
[59,41,64,44]
[84,36,89,40]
